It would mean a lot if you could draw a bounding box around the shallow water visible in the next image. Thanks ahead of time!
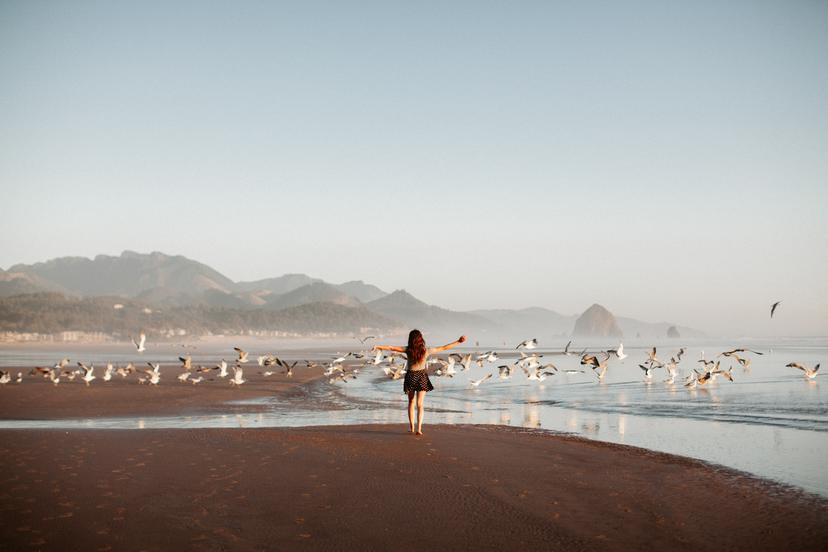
[1,339,826,497]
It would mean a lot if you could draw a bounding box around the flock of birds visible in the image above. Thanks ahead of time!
[0,302,821,388]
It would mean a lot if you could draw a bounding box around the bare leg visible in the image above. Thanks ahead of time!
[416,391,426,435]
[407,390,416,433]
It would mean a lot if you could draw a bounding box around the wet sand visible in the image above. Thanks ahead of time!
[1,424,826,551]
[0,367,322,419]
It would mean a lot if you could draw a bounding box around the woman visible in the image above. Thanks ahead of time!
[374,330,467,435]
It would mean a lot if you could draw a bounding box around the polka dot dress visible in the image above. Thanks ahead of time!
[403,369,434,393]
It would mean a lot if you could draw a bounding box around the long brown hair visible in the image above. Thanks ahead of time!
[406,329,427,366]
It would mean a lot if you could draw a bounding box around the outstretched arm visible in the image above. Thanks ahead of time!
[429,335,467,354]
[373,344,406,354]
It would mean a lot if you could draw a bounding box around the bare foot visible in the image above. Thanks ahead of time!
[416,430,423,436]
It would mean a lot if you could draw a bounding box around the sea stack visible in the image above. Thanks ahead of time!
[572,303,623,338]
[667,325,681,338]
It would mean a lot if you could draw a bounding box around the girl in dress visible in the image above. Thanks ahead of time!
[374,330,467,435]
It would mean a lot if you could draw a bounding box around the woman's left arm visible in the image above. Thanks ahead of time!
[429,335,467,354]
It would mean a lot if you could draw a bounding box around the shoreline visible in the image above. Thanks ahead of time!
[2,424,826,551]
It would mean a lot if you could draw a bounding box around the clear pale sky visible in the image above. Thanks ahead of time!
[1,1,826,336]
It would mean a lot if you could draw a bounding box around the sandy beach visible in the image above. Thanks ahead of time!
[2,361,827,550]
[1,421,826,551]
[0,366,323,420]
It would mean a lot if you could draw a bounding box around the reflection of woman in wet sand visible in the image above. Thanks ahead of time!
[374,330,467,435]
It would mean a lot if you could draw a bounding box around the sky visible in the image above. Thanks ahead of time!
[1,0,827,336]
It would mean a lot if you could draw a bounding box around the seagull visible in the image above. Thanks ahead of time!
[234,347,249,363]
[331,353,350,364]
[230,365,246,386]
[76,362,96,386]
[179,355,192,371]
[526,366,554,382]
[470,373,493,387]
[190,376,203,385]
[131,333,147,352]
[476,351,498,363]
[116,363,134,378]
[30,366,52,378]
[563,340,573,356]
[0,371,10,385]
[215,360,229,378]
[639,363,658,382]
[458,353,473,372]
[592,358,609,381]
[719,348,764,358]
[646,347,659,365]
[580,354,600,368]
[676,348,686,362]
[144,363,161,385]
[370,350,385,365]
[787,362,821,380]
[561,368,584,375]
[497,365,513,379]
[516,338,538,350]
[715,365,735,382]
[436,357,457,378]
[49,369,60,386]
[356,335,376,344]
[178,371,191,382]
[281,360,297,377]
[731,354,752,372]
[103,363,114,382]
[607,343,627,360]
[770,301,781,318]
[664,359,678,384]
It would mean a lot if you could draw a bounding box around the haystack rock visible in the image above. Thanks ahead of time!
[667,325,681,338]
[572,304,623,338]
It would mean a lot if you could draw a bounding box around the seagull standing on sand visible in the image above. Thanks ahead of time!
[0,371,10,385]
[178,372,191,382]
[103,363,114,382]
[787,362,821,379]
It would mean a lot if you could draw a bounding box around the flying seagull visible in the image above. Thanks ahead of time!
[770,301,781,318]
[234,347,249,363]
[470,373,493,387]
[516,338,538,350]
[131,333,146,352]
[230,365,246,386]
[787,362,820,380]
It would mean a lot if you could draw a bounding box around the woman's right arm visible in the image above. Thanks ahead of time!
[373,345,406,353]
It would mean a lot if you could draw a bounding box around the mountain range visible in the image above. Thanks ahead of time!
[0,251,704,339]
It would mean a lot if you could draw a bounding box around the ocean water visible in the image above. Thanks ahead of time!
[1,338,826,497]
